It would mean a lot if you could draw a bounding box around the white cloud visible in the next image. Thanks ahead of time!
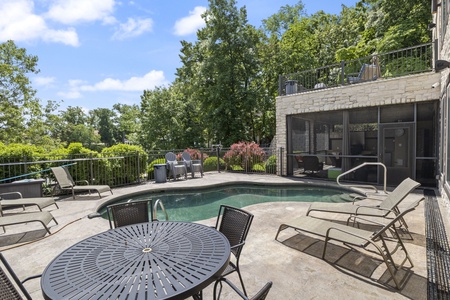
[112,18,153,40]
[0,0,80,46]
[33,76,56,87]
[58,71,168,100]
[81,71,168,91]
[173,6,206,36]
[45,0,116,25]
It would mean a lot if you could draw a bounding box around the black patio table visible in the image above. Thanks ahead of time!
[41,221,230,300]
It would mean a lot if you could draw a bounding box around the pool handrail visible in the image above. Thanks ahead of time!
[336,162,387,195]
[153,199,169,221]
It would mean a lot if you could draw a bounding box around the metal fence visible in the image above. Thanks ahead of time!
[279,43,433,96]
[0,147,283,191]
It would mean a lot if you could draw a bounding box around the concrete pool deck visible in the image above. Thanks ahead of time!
[0,172,443,299]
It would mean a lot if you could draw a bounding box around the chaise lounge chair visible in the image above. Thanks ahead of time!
[306,177,421,235]
[0,203,58,235]
[275,198,424,289]
[0,192,59,211]
[50,166,112,199]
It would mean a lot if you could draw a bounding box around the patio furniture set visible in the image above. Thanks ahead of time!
[1,175,423,298]
[162,152,204,182]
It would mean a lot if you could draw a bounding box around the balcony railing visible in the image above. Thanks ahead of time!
[278,43,433,96]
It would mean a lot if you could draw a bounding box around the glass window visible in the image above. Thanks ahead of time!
[380,104,414,123]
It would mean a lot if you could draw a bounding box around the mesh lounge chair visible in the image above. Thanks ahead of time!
[275,198,424,289]
[0,203,58,235]
[0,252,42,300]
[50,166,112,199]
[213,278,272,300]
[347,60,381,84]
[182,152,203,178]
[165,152,187,181]
[302,156,323,174]
[0,192,59,211]
[107,200,153,229]
[306,177,421,237]
[215,205,254,296]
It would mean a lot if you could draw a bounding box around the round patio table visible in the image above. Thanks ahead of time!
[41,221,230,300]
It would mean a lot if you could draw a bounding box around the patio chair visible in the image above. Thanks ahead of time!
[165,152,187,181]
[306,177,421,237]
[0,203,58,235]
[213,278,272,300]
[50,166,112,199]
[275,198,424,289]
[0,191,59,211]
[182,152,203,178]
[107,199,153,229]
[0,252,42,300]
[347,59,381,84]
[302,156,323,174]
[215,205,254,296]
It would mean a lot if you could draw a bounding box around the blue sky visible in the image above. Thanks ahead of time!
[0,0,357,112]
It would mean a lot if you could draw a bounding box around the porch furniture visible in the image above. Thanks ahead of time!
[0,204,57,235]
[0,192,59,211]
[165,152,187,181]
[182,152,203,178]
[306,177,421,237]
[213,278,273,300]
[347,61,381,84]
[107,199,153,229]
[275,198,424,289]
[0,252,42,300]
[215,205,254,296]
[302,156,324,174]
[50,166,112,199]
[41,221,230,300]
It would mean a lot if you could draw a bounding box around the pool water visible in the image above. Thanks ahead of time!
[101,184,352,222]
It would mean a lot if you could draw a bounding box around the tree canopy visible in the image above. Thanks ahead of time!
[0,0,432,150]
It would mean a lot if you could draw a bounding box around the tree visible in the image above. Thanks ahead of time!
[112,104,141,144]
[181,0,262,146]
[90,108,117,146]
[0,40,42,143]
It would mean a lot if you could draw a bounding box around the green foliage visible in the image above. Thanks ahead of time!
[265,155,277,174]
[252,163,265,172]
[223,141,265,172]
[203,156,225,172]
[101,144,148,185]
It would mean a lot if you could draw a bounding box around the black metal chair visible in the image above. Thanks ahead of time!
[302,156,324,174]
[215,205,254,296]
[107,200,153,229]
[0,252,41,300]
[213,278,272,300]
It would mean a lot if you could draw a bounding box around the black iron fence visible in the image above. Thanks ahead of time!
[279,43,433,96]
[0,147,283,191]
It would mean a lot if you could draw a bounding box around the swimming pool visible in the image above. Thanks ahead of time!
[99,183,354,222]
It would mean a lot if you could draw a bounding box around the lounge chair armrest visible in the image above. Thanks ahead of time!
[75,180,90,185]
[349,215,390,226]
[0,191,23,199]
[354,205,391,215]
[326,226,371,243]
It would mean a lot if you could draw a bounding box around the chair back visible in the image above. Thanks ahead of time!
[215,205,254,258]
[165,152,177,162]
[379,178,420,211]
[250,281,273,300]
[302,156,322,172]
[372,196,424,240]
[181,152,192,162]
[0,253,31,300]
[107,200,153,229]
[50,167,75,188]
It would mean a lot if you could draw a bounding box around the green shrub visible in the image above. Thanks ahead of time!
[265,155,277,174]
[223,141,265,172]
[252,163,265,172]
[203,156,225,172]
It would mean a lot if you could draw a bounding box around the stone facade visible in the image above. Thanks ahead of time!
[276,72,441,175]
